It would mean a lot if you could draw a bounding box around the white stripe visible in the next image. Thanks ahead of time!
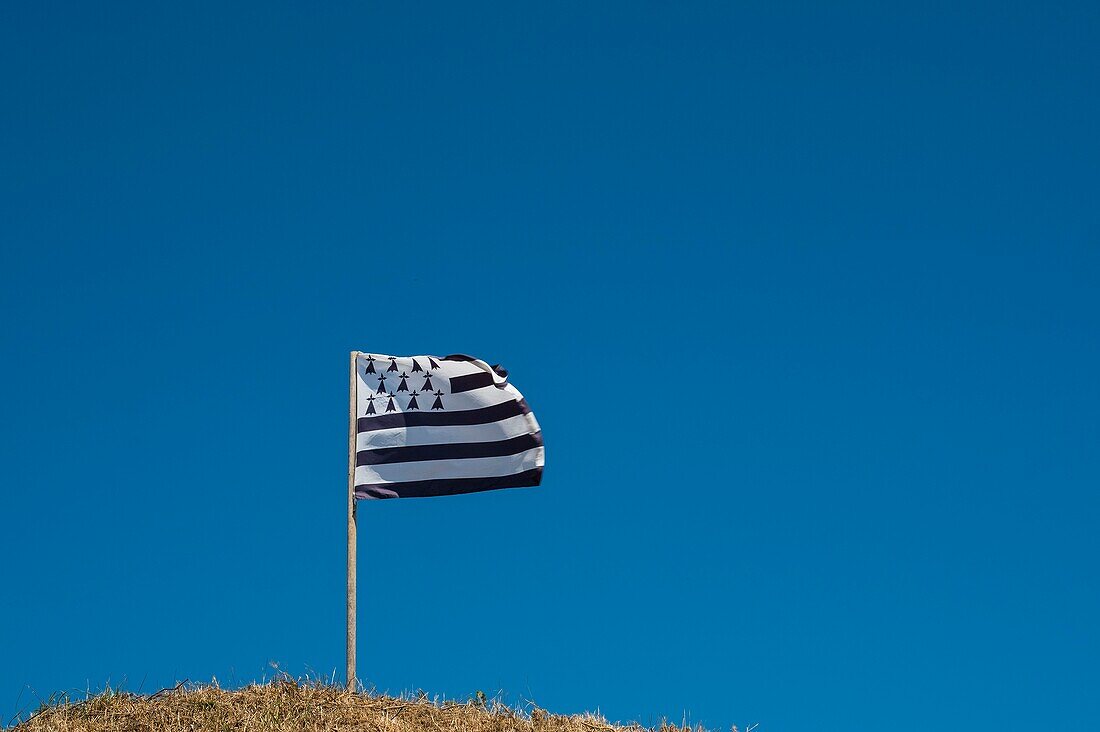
[358,413,540,450]
[354,446,544,485]
[356,378,527,418]
[355,354,482,383]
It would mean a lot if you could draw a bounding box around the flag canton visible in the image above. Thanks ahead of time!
[358,354,447,416]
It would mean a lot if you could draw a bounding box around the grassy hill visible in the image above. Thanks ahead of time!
[12,681,707,732]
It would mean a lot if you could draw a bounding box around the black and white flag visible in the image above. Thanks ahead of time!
[354,353,544,499]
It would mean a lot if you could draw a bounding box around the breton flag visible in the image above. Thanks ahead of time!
[353,353,544,499]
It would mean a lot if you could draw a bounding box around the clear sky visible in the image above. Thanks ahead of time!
[1,2,1098,731]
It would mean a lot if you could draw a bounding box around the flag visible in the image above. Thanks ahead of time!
[354,353,544,499]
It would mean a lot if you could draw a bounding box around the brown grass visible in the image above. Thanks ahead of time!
[12,680,711,732]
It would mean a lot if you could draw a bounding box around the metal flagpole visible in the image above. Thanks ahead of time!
[347,350,358,691]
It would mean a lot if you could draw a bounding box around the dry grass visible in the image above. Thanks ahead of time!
[12,680,712,732]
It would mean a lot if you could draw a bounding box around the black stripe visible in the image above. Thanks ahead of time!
[357,399,530,433]
[444,354,509,381]
[355,467,543,500]
[357,432,542,467]
[449,370,495,393]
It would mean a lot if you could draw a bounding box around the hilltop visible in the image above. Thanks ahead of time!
[12,681,709,732]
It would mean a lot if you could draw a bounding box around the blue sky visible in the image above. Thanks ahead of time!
[1,2,1098,730]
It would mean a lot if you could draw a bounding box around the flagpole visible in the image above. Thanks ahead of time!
[347,350,358,691]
